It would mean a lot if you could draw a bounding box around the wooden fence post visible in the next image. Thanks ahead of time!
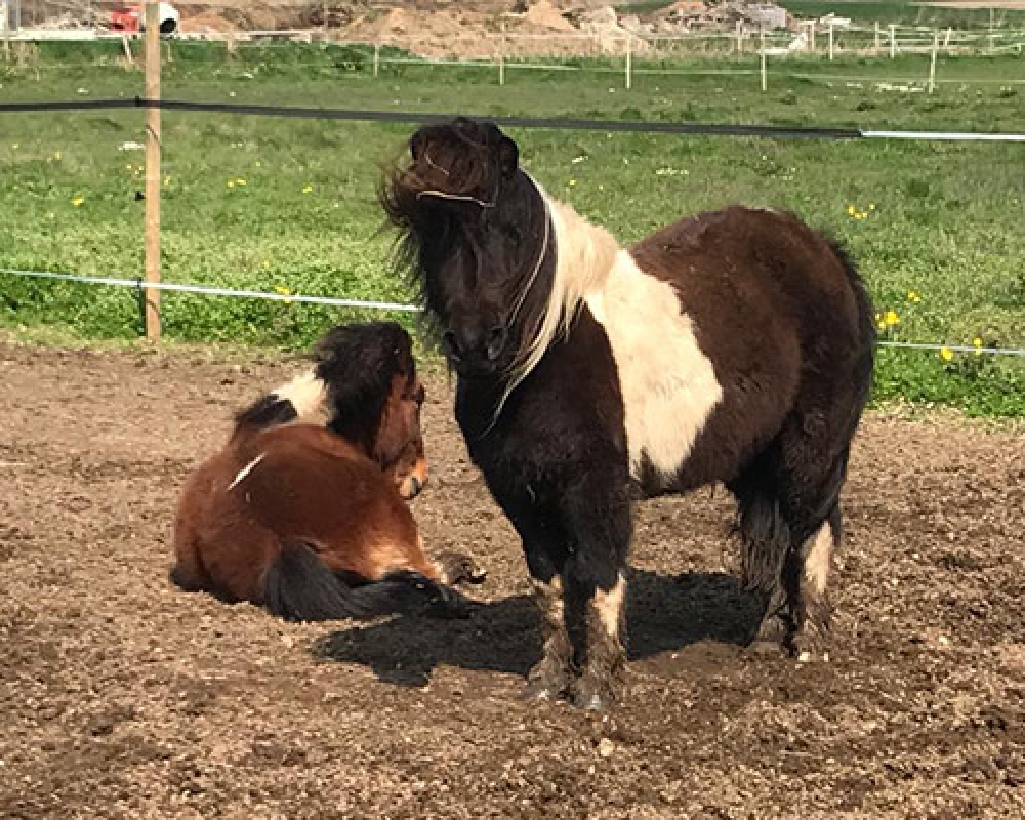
[760,31,767,91]
[624,34,632,90]
[928,29,939,93]
[145,3,162,341]
[874,21,880,53]
[2,1,10,64]
[889,24,897,58]
[828,22,834,59]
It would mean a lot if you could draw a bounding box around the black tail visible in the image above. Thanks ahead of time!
[828,238,876,411]
[263,542,470,622]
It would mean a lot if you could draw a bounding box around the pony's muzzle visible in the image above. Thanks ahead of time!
[443,325,508,375]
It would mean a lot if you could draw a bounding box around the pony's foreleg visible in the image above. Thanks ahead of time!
[526,571,574,701]
[561,484,632,710]
[503,507,575,701]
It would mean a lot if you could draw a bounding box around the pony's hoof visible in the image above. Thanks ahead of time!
[437,552,487,585]
[571,680,617,711]
[788,618,830,659]
[524,659,571,703]
[522,680,562,703]
[750,612,793,649]
[571,667,621,711]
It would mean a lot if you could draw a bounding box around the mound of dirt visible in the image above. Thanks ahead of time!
[523,0,576,32]
[179,11,234,34]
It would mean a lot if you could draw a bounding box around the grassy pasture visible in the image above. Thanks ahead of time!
[0,42,1023,414]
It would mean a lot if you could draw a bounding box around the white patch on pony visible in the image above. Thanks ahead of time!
[229,453,265,491]
[271,370,329,425]
[593,574,626,640]
[532,575,565,626]
[802,521,834,596]
[585,251,724,481]
[510,186,723,482]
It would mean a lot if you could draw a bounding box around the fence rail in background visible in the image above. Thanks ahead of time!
[4,97,1025,142]
[3,268,1022,357]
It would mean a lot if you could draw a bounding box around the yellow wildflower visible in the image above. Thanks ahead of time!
[939,346,954,362]
[274,285,293,305]
[876,318,887,333]
[228,180,236,189]
[884,310,900,327]
[54,152,62,161]
[906,289,921,303]
[262,260,271,270]
[972,336,983,347]
[868,203,876,210]
[302,184,314,195]
[71,194,84,208]
[568,179,577,187]
[846,204,856,216]
[237,178,247,187]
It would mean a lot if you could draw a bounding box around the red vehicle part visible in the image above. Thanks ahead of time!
[110,8,141,33]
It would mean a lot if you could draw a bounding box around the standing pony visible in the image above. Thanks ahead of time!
[171,322,481,622]
[381,118,875,708]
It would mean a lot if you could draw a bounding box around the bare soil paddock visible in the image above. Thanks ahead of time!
[1,340,1024,819]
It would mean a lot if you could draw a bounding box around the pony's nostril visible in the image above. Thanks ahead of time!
[408,476,422,497]
[441,330,462,361]
[485,325,508,362]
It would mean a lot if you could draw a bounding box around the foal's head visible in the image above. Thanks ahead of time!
[314,322,428,500]
[381,118,555,382]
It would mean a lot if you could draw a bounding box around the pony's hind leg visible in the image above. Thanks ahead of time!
[735,440,850,655]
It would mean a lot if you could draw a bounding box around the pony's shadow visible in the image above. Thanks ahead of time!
[314,568,765,688]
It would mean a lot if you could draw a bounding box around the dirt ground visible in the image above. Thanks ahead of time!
[1,339,1024,819]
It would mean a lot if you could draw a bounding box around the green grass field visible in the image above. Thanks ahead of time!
[1,43,1023,414]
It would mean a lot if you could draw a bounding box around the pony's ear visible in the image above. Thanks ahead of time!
[498,134,519,179]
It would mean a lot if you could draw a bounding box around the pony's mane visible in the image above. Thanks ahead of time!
[381,118,620,416]
[498,182,619,414]
[380,119,509,305]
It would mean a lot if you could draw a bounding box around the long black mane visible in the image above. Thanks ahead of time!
[379,118,557,389]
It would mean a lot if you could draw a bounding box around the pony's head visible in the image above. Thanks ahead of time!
[313,322,428,499]
[381,118,558,383]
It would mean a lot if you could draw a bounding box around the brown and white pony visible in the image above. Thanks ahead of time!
[381,118,875,708]
[171,322,482,621]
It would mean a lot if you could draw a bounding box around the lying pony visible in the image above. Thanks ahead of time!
[171,321,482,621]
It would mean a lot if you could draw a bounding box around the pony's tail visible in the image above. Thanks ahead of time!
[263,542,470,622]
[828,239,877,408]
